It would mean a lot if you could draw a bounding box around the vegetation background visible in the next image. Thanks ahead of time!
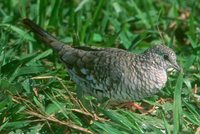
[0,0,200,133]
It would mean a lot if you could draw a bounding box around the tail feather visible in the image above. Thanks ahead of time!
[22,18,66,51]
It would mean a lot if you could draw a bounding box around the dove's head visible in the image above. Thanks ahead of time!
[145,45,180,72]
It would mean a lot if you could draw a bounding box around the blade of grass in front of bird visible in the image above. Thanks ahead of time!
[173,73,183,134]
[161,111,171,134]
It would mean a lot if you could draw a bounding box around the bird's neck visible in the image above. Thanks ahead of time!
[137,53,164,70]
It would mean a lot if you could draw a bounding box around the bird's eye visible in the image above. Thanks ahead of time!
[163,54,169,60]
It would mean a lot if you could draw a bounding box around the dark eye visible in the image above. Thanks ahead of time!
[163,54,169,60]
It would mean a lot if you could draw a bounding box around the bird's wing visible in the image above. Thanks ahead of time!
[59,47,131,92]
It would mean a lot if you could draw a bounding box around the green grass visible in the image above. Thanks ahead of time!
[0,0,200,133]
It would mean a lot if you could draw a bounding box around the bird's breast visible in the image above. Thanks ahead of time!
[120,66,168,101]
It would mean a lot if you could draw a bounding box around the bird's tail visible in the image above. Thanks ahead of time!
[22,18,66,51]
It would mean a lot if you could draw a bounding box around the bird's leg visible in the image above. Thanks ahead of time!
[118,102,145,112]
[126,102,145,110]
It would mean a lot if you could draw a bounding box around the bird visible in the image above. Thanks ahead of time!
[22,18,180,104]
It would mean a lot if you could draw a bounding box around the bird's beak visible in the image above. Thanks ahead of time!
[173,63,180,72]
[167,62,180,72]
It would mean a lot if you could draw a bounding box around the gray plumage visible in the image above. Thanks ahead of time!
[23,19,180,103]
